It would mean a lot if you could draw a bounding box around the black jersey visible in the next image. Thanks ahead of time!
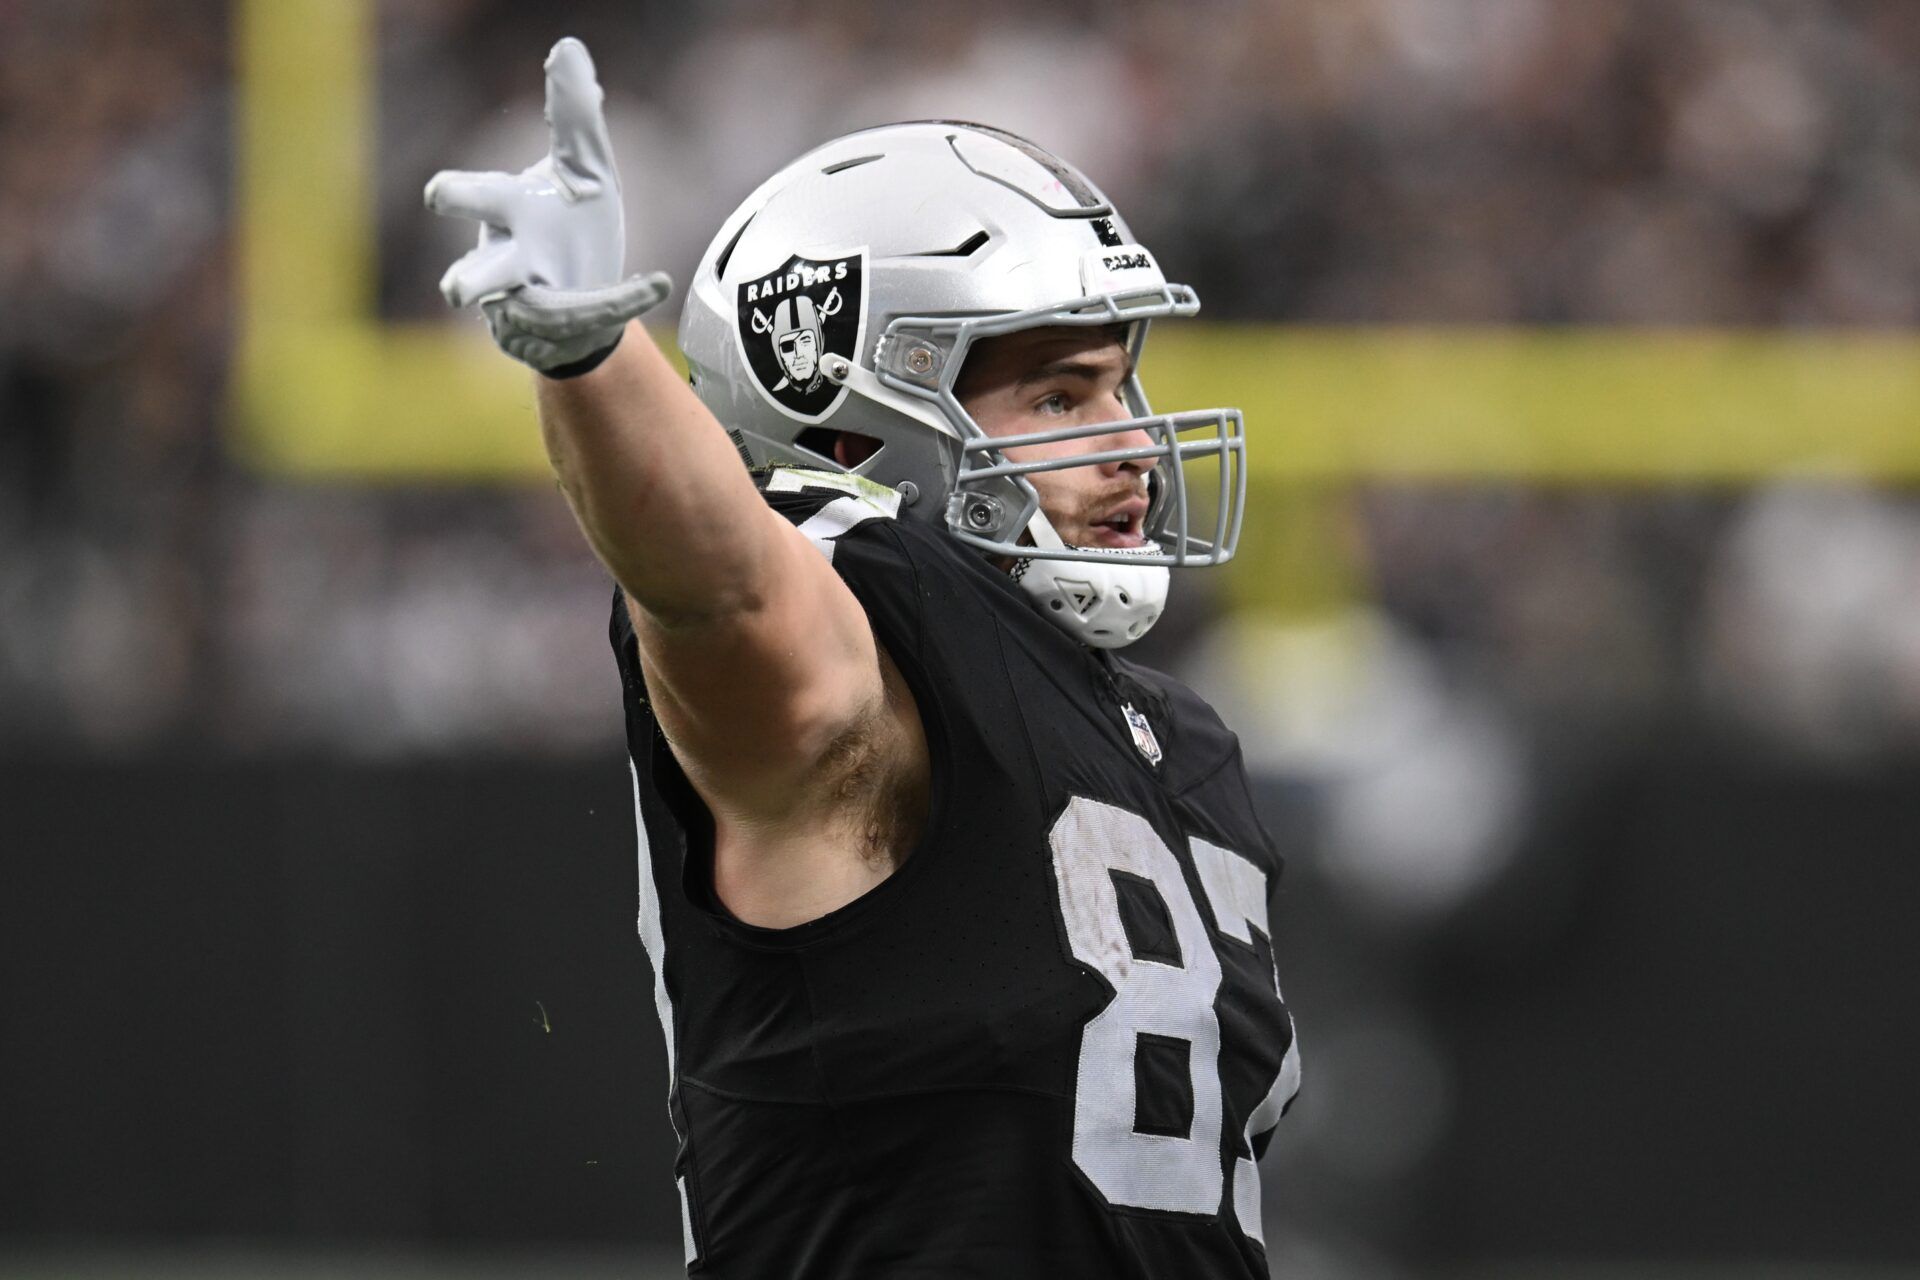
[611,468,1299,1279]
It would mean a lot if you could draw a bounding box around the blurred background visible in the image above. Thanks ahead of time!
[6,0,1920,1276]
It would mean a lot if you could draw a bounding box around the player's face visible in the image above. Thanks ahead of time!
[957,326,1152,551]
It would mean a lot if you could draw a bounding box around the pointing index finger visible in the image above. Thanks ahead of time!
[544,37,615,193]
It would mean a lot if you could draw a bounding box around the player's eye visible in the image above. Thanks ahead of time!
[1035,391,1072,416]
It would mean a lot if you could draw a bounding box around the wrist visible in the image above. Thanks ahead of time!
[540,329,625,380]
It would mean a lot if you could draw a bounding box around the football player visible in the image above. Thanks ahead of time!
[429,37,1299,1279]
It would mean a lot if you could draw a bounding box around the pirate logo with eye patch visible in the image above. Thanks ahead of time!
[735,249,866,422]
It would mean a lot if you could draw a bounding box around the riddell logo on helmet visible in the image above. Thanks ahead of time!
[736,250,866,422]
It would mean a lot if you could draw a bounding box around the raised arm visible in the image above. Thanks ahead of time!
[426,41,917,886]
[534,326,886,807]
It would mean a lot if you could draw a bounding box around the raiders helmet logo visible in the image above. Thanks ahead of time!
[735,249,866,422]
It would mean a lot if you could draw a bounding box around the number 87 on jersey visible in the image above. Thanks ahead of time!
[1050,797,1302,1244]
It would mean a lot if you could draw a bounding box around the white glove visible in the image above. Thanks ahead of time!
[425,37,670,375]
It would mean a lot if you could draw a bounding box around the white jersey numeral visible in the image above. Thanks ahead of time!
[1051,797,1225,1213]
[1049,797,1295,1238]
[1192,836,1299,1245]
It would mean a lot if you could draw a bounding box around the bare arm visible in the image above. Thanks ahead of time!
[537,323,889,815]
[426,40,924,917]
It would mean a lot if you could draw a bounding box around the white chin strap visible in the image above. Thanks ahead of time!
[1014,514,1170,649]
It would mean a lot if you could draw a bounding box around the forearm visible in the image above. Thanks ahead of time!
[537,321,778,623]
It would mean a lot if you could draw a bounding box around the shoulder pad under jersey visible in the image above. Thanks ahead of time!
[762,466,903,516]
[760,467,902,560]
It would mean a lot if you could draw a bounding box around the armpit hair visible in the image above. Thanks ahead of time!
[814,660,921,870]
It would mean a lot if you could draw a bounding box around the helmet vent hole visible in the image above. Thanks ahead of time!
[712,211,757,278]
[909,230,990,259]
[794,428,838,460]
[1050,600,1064,611]
[822,154,883,176]
[1117,591,1130,605]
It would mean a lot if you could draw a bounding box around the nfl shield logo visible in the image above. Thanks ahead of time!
[735,249,867,422]
[1122,701,1162,767]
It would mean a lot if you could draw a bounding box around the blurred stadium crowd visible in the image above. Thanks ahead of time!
[4,0,1920,762]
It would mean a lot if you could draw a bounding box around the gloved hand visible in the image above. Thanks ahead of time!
[425,37,670,376]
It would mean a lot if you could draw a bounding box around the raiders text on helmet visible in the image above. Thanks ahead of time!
[679,122,1247,648]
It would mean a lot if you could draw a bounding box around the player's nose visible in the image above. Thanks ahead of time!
[1087,397,1155,476]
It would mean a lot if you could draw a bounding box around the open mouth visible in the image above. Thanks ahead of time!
[1087,503,1148,548]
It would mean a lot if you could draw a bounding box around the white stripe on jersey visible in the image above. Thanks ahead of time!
[794,495,889,562]
[764,466,904,516]
[631,761,699,1262]
[764,469,902,562]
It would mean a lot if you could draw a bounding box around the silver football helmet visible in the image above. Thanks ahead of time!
[679,121,1246,648]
